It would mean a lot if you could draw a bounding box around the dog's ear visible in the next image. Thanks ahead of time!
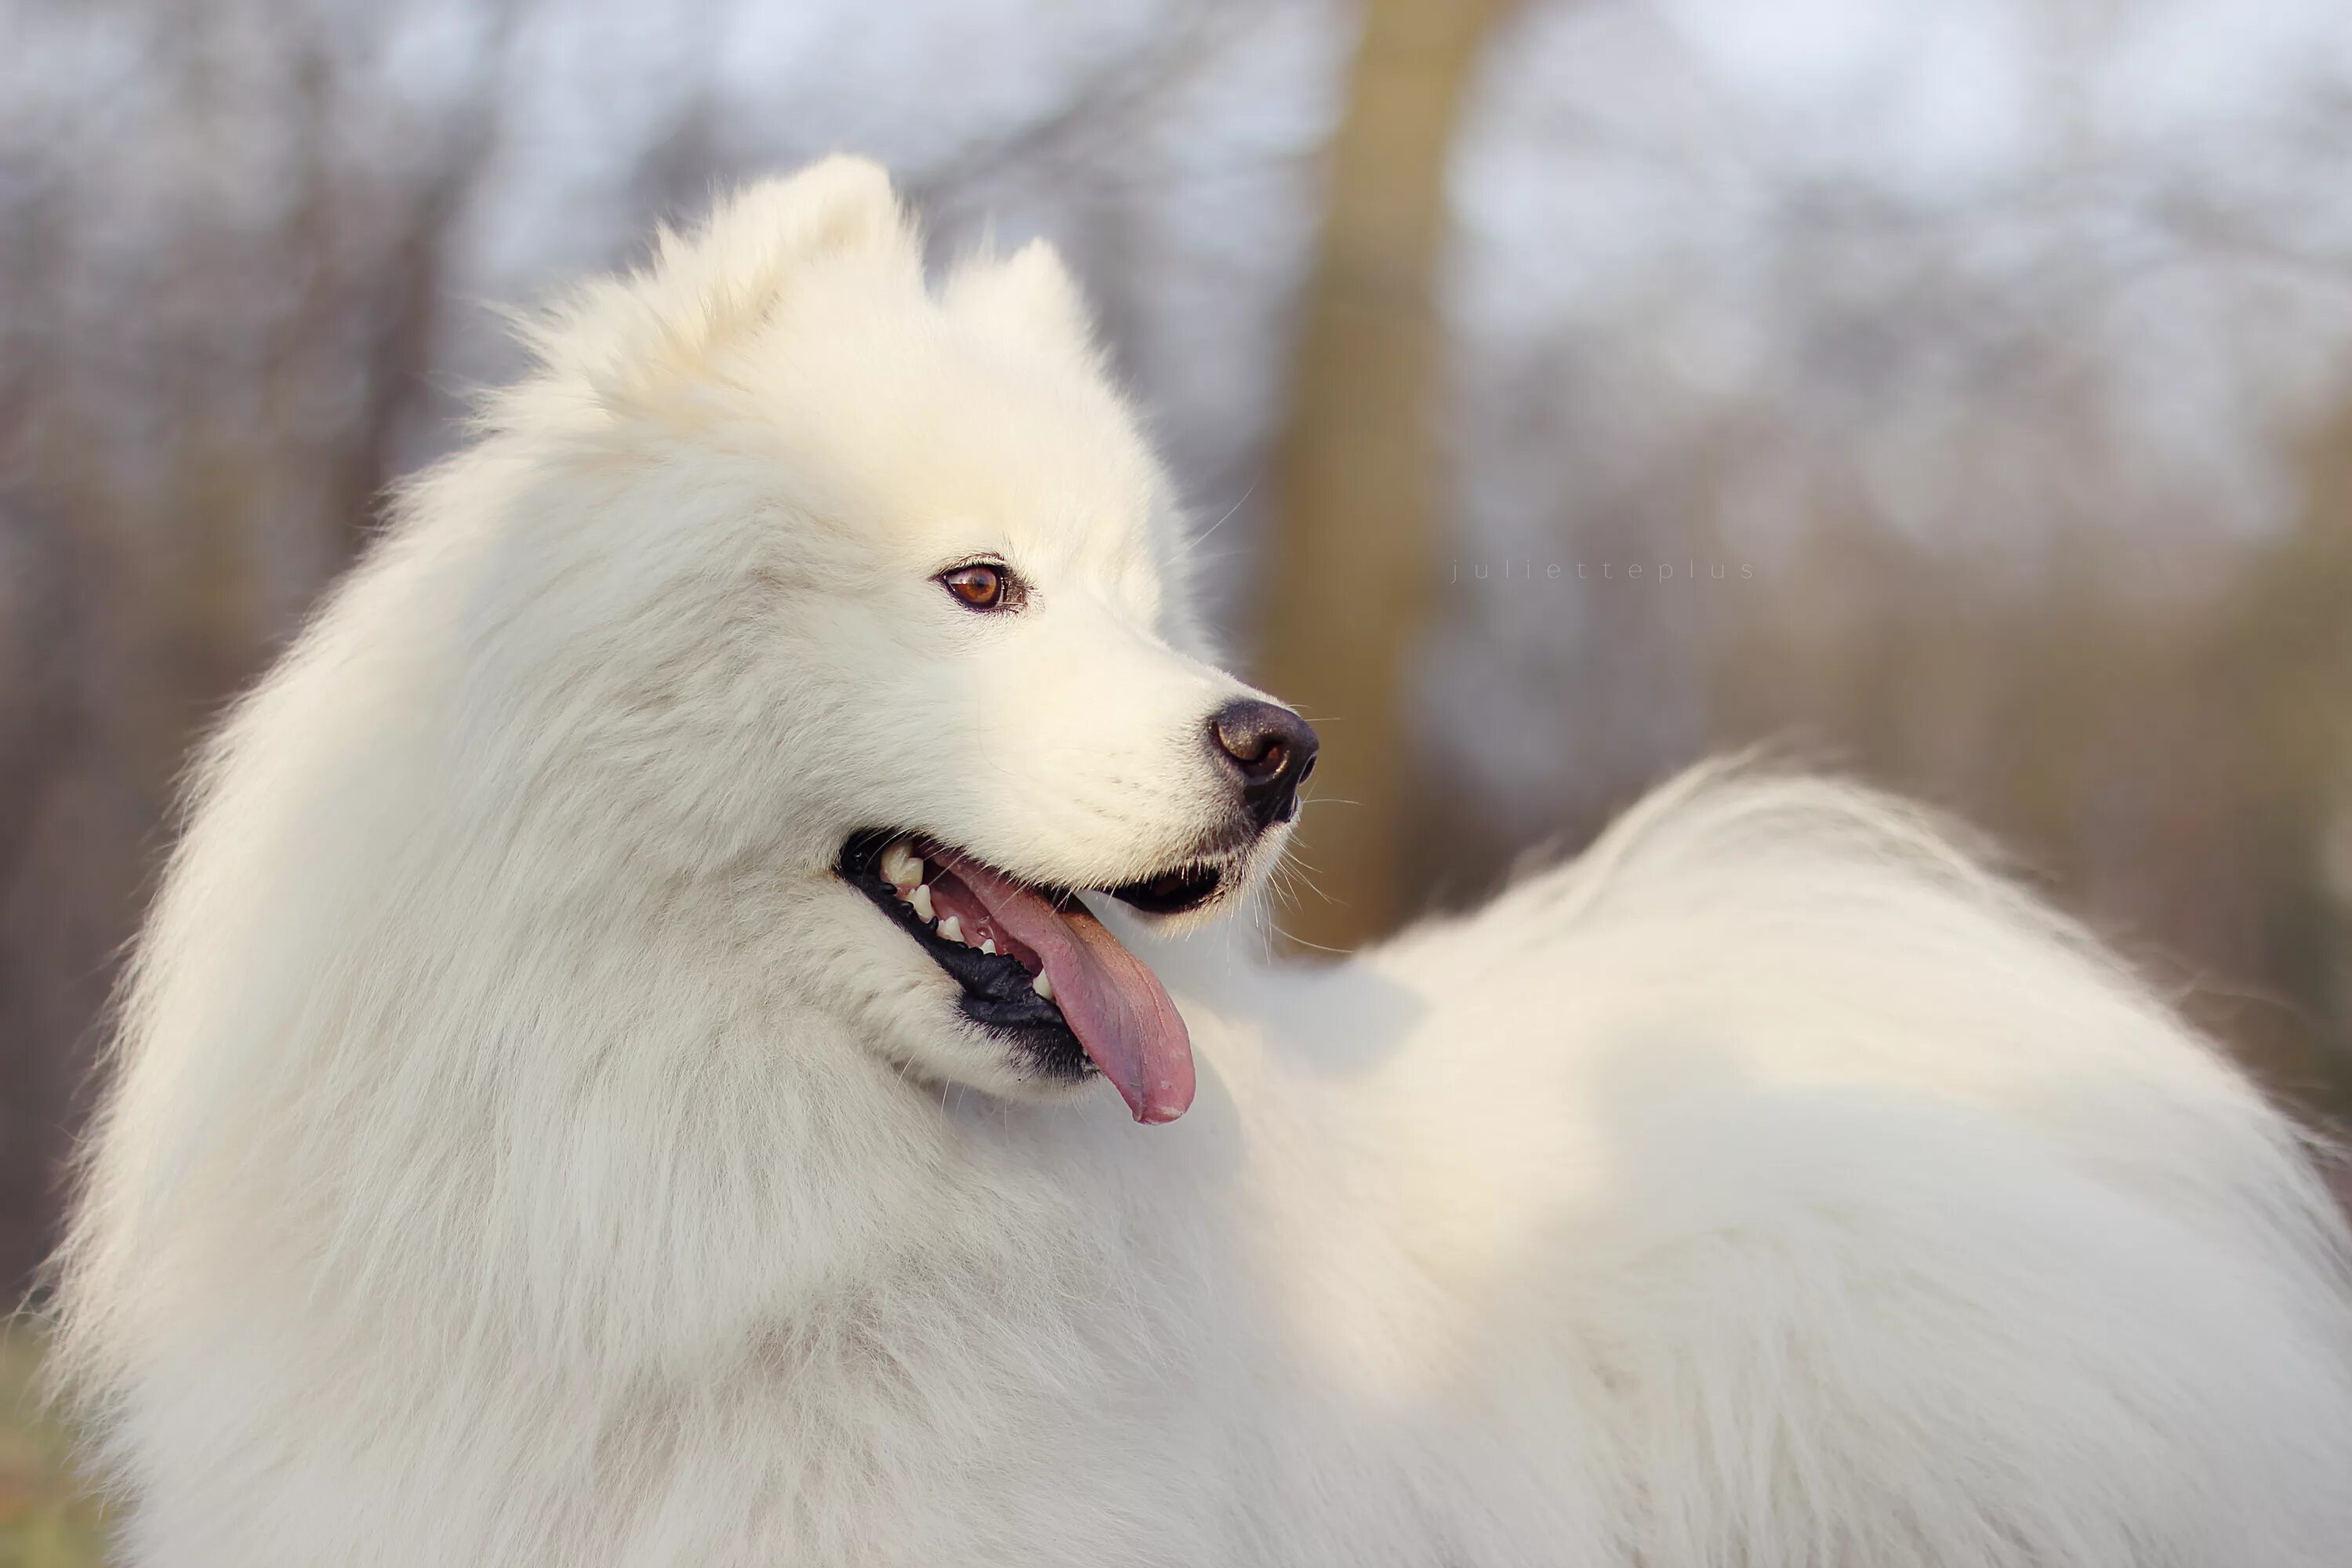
[944,240,1102,371]
[655,158,917,311]
[521,157,920,409]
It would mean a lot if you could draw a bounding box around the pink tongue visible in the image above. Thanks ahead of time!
[938,854,1194,1124]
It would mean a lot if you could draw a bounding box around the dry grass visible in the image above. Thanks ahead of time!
[0,1326,104,1568]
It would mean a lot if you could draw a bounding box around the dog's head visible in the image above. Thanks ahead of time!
[443,159,1312,1123]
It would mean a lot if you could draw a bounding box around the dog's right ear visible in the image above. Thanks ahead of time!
[943,240,1103,373]
[520,157,921,412]
[654,158,917,319]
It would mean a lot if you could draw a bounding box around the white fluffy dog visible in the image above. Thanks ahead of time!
[55,159,2352,1566]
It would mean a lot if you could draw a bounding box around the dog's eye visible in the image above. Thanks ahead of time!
[940,563,1013,612]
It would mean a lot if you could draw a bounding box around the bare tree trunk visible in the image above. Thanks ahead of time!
[0,6,513,1297]
[1254,0,1504,950]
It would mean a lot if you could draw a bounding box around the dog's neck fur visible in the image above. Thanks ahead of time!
[362,848,1092,1374]
[78,567,1138,1413]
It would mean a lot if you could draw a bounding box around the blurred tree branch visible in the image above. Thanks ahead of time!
[0,0,521,1294]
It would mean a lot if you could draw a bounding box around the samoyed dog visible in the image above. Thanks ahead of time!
[55,158,2352,1566]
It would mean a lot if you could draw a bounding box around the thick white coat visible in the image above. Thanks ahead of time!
[56,161,2352,1566]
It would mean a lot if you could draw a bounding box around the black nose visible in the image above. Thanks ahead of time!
[1207,699,1319,833]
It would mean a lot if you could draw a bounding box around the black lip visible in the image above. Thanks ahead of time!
[835,830,1090,1080]
[833,829,1237,1083]
[1110,859,1227,915]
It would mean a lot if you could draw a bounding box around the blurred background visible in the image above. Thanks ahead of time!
[5,0,2352,1544]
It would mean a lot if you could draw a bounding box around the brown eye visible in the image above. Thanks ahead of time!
[940,563,1008,611]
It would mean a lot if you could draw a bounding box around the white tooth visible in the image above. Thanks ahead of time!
[1032,971,1055,1001]
[910,884,934,921]
[880,840,923,891]
[979,938,996,955]
[935,915,964,944]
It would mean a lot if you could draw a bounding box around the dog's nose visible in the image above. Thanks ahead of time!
[1207,699,1319,833]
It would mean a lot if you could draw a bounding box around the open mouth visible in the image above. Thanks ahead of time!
[835,832,1225,1123]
